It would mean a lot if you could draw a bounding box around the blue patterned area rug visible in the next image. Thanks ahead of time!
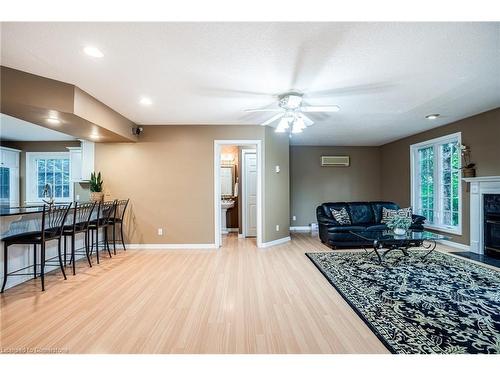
[306,250,500,354]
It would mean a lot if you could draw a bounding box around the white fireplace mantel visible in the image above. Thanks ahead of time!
[463,176,500,183]
[462,176,500,254]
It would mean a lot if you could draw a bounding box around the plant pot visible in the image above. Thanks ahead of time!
[90,192,104,202]
[393,228,406,235]
[462,168,476,178]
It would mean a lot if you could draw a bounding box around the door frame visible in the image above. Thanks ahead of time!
[214,140,263,248]
[241,148,257,238]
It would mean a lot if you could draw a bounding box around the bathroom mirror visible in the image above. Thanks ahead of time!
[220,165,235,197]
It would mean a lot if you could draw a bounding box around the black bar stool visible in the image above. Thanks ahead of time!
[110,199,129,254]
[62,201,96,275]
[1,204,71,293]
[88,200,116,264]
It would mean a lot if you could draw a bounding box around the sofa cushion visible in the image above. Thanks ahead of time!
[381,206,412,223]
[321,202,348,220]
[347,202,375,225]
[371,201,400,223]
[330,207,351,225]
[366,224,388,231]
[327,225,367,233]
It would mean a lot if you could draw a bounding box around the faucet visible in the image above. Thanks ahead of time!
[42,183,54,206]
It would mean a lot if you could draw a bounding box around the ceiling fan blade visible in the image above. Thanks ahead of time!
[301,105,340,113]
[299,113,314,126]
[198,86,273,98]
[261,113,285,126]
[245,108,284,113]
[307,82,395,97]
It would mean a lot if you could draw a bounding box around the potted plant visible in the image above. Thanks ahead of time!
[387,216,412,235]
[460,144,476,178]
[90,171,104,202]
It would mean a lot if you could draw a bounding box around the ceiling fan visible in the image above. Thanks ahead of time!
[245,92,340,134]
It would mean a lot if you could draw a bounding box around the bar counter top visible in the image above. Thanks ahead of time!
[0,207,45,217]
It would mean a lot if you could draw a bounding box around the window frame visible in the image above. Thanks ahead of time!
[410,132,462,235]
[25,152,73,204]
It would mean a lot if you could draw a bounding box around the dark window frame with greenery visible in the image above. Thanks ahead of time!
[410,132,462,235]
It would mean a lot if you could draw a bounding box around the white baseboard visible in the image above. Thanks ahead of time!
[127,243,217,250]
[238,234,245,239]
[290,226,311,232]
[259,236,291,248]
[439,239,470,251]
[226,228,239,233]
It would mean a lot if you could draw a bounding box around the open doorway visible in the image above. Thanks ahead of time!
[214,140,262,248]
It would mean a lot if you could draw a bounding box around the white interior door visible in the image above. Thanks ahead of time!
[244,151,257,237]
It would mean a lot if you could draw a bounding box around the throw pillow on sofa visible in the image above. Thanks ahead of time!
[381,207,412,223]
[330,207,351,225]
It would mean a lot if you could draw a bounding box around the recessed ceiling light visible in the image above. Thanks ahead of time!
[46,118,60,125]
[83,46,104,58]
[425,114,440,120]
[139,97,153,106]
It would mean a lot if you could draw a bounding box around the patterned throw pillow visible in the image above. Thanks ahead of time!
[381,207,412,223]
[330,207,352,225]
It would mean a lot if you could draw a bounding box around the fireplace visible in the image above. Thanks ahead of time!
[463,176,500,255]
[484,194,500,258]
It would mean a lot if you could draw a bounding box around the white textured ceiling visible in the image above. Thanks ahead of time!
[0,114,76,141]
[1,22,499,145]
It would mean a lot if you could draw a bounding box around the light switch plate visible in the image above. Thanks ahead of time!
[275,165,280,173]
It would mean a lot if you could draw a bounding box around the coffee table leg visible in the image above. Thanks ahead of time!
[373,240,383,264]
[401,242,410,257]
[422,240,437,259]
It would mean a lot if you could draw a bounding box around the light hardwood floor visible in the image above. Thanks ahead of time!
[0,233,393,354]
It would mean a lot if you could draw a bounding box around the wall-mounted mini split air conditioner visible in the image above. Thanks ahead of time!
[321,156,350,167]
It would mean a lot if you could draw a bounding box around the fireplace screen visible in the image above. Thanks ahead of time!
[484,194,500,257]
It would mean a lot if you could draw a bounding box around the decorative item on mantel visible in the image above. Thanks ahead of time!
[387,216,412,235]
[90,171,104,202]
[460,144,476,178]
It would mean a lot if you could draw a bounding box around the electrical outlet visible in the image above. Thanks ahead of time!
[275,224,280,232]
[158,228,163,236]
[275,165,280,173]
[292,215,296,221]
[76,194,80,201]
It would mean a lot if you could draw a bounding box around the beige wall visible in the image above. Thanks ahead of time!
[290,146,382,226]
[264,127,290,241]
[381,107,500,245]
[95,125,290,245]
[0,140,81,204]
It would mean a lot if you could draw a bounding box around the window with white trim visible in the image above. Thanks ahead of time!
[410,132,462,235]
[26,152,73,203]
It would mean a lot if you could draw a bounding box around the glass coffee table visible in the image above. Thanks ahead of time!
[349,230,449,265]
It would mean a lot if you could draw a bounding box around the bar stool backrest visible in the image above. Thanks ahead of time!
[101,200,117,224]
[115,199,129,222]
[43,203,72,240]
[73,202,96,230]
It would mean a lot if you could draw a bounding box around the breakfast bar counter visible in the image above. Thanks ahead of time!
[0,206,45,217]
[0,206,86,291]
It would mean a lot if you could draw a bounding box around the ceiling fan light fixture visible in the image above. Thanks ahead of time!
[275,117,290,133]
[292,117,305,134]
